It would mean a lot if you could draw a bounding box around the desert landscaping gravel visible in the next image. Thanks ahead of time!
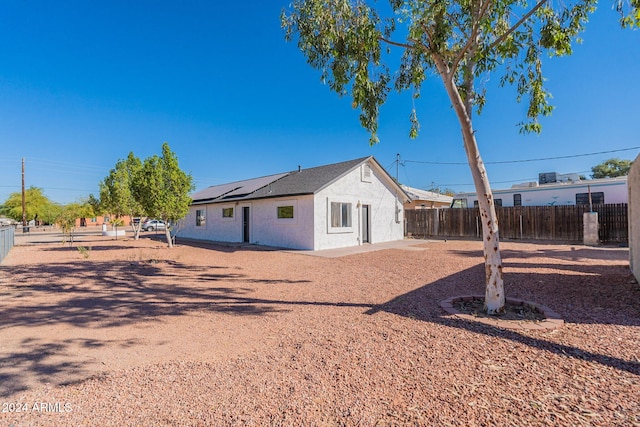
[0,233,638,426]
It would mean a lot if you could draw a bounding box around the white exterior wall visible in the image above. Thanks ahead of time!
[178,203,245,243]
[177,196,315,250]
[248,196,315,249]
[178,161,406,251]
[313,164,404,250]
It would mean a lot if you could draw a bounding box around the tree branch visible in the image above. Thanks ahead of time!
[488,0,549,52]
[451,0,493,71]
[380,37,414,50]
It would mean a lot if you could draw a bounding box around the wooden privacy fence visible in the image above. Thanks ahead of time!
[405,204,628,243]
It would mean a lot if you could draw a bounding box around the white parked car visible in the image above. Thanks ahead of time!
[142,219,166,231]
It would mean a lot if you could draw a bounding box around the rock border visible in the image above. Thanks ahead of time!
[439,295,564,330]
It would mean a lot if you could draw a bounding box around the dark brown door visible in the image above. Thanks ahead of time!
[242,207,250,243]
[362,205,370,243]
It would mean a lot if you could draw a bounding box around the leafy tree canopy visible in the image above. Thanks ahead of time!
[100,152,144,217]
[616,0,640,27]
[2,186,58,224]
[134,142,194,247]
[591,158,632,178]
[282,0,596,144]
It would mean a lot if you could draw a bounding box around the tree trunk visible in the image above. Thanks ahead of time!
[435,60,505,314]
[165,227,173,248]
[133,222,141,240]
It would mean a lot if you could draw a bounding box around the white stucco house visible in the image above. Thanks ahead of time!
[176,156,410,250]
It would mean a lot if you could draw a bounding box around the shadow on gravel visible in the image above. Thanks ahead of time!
[453,245,630,263]
[172,237,285,253]
[0,259,306,330]
[0,255,371,397]
[366,251,640,376]
[0,337,141,398]
[0,255,374,331]
[42,245,143,252]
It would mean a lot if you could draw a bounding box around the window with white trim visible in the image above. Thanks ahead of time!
[331,202,352,228]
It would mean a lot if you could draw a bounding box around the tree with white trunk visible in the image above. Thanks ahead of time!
[282,0,601,313]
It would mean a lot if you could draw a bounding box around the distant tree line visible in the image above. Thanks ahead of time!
[0,142,193,248]
[590,158,632,179]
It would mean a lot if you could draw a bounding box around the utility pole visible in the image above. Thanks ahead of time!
[21,158,26,227]
[396,153,400,183]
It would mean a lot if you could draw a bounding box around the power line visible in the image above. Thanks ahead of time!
[403,146,640,166]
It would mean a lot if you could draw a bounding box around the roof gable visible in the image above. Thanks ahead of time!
[244,157,369,200]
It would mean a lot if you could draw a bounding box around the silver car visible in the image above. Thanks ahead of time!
[142,219,166,231]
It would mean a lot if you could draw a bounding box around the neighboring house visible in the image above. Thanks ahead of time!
[75,215,134,227]
[177,156,410,250]
[451,175,628,208]
[402,185,453,209]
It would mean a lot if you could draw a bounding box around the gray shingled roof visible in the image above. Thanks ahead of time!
[244,157,369,200]
[191,156,386,205]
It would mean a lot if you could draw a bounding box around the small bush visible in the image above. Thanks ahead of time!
[77,246,91,258]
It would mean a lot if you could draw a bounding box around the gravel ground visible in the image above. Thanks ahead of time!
[0,235,639,426]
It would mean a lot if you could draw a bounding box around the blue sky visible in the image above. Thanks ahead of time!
[1,1,638,205]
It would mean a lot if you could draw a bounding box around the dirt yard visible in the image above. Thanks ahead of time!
[0,234,638,426]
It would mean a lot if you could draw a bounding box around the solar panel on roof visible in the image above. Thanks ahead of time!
[190,172,289,202]
[221,173,289,199]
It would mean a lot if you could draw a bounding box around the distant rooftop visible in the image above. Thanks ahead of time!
[401,185,453,203]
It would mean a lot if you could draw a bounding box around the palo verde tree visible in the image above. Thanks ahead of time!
[100,152,145,239]
[591,158,632,179]
[283,0,598,313]
[2,186,58,225]
[135,142,194,248]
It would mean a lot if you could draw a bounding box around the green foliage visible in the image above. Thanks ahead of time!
[616,0,640,27]
[2,187,58,224]
[99,144,192,246]
[56,203,86,247]
[77,246,91,258]
[135,142,194,229]
[591,158,632,178]
[99,152,144,219]
[86,193,104,217]
[282,0,597,139]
